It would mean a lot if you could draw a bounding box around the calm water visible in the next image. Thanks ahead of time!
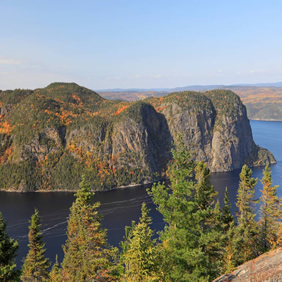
[0,120,281,267]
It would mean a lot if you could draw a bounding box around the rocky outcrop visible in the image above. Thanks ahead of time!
[147,90,276,173]
[214,248,282,282]
[21,127,66,161]
[0,83,276,191]
[109,103,172,174]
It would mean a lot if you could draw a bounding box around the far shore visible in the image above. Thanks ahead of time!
[0,181,156,193]
[251,118,282,122]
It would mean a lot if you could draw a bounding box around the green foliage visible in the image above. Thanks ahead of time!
[259,164,280,251]
[49,256,61,282]
[149,136,224,281]
[233,165,259,265]
[21,209,50,281]
[121,203,159,281]
[205,89,243,117]
[194,161,218,211]
[0,212,20,281]
[222,188,235,233]
[61,175,119,281]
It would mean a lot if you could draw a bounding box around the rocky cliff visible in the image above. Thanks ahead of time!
[147,90,275,172]
[214,247,282,282]
[0,83,275,191]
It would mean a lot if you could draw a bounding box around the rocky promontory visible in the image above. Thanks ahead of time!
[0,83,275,191]
[214,247,282,282]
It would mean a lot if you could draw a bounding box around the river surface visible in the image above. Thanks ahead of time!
[0,120,281,267]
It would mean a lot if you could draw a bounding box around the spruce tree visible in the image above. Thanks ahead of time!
[259,164,280,251]
[122,203,158,281]
[21,209,50,281]
[221,188,234,233]
[49,256,61,282]
[221,188,236,273]
[149,137,223,281]
[233,164,259,265]
[194,161,218,211]
[194,162,225,278]
[61,175,119,281]
[0,212,20,281]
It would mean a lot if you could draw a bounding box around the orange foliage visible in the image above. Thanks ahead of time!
[155,105,168,112]
[85,111,99,117]
[55,110,78,125]
[0,121,15,134]
[0,147,12,163]
[67,143,83,159]
[115,105,129,115]
[71,94,83,106]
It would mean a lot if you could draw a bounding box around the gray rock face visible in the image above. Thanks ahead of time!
[61,91,275,176]
[147,91,275,173]
[110,104,172,174]
[214,248,282,282]
[21,127,65,161]
[3,89,275,191]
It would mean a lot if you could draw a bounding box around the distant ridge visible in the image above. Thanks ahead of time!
[96,81,282,92]
[96,82,282,121]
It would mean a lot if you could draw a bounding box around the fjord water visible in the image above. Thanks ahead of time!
[0,120,281,266]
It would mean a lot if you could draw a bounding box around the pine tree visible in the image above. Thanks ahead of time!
[21,209,50,281]
[221,188,234,233]
[149,136,223,280]
[0,212,20,281]
[233,164,259,265]
[194,162,225,278]
[121,203,158,281]
[194,161,218,211]
[49,255,61,282]
[61,175,119,281]
[259,164,280,251]
[221,188,236,273]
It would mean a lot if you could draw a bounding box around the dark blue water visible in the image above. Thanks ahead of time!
[0,120,281,267]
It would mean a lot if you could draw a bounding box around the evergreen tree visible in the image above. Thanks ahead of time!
[194,162,225,278]
[194,161,218,211]
[220,188,236,273]
[233,165,259,265]
[121,203,159,281]
[221,188,234,233]
[149,137,223,281]
[259,164,280,251]
[61,175,119,281]
[0,212,20,281]
[21,209,50,281]
[49,256,61,282]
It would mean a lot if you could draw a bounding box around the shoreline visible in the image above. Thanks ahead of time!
[0,181,156,194]
[0,158,277,193]
[251,118,282,122]
[0,157,278,193]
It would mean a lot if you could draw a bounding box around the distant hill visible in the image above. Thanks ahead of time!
[0,83,275,191]
[97,82,282,120]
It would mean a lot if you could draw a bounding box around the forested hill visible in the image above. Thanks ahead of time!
[0,83,275,191]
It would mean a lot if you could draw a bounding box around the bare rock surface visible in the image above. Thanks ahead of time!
[214,248,282,282]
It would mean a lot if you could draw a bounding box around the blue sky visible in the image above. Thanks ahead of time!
[1,0,282,90]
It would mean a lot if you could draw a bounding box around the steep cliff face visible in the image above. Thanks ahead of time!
[0,83,276,191]
[109,103,172,174]
[148,90,275,173]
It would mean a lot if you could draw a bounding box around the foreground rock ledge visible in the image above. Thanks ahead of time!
[214,248,282,282]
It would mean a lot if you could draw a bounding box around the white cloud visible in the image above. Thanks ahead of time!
[0,57,23,65]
